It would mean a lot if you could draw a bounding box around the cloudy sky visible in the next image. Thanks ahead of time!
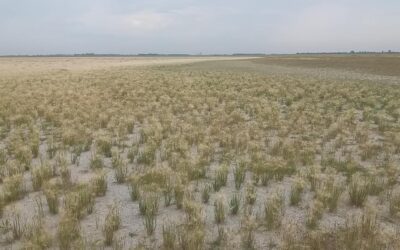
[0,0,399,55]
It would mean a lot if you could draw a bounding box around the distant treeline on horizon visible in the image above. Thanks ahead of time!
[0,51,398,57]
[296,50,398,55]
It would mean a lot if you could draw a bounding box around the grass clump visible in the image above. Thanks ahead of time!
[245,184,257,205]
[139,193,159,235]
[178,201,205,250]
[90,153,104,169]
[64,184,95,219]
[103,205,121,246]
[214,196,226,224]
[162,222,177,250]
[127,145,138,163]
[43,182,59,214]
[174,184,185,209]
[23,217,52,249]
[96,137,112,157]
[234,160,246,190]
[289,178,304,206]
[264,192,284,230]
[240,215,256,250]
[15,145,32,170]
[229,193,240,215]
[163,179,174,207]
[59,164,71,187]
[3,174,25,203]
[213,164,229,192]
[57,213,80,250]
[389,187,400,217]
[201,185,211,204]
[212,226,228,249]
[306,200,324,229]
[339,207,383,250]
[128,176,141,201]
[31,162,53,191]
[114,160,128,183]
[91,171,108,196]
[316,175,343,212]
[348,174,368,207]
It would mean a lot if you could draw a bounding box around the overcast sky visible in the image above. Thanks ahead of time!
[0,0,399,55]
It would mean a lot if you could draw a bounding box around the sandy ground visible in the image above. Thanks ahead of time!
[0,56,255,77]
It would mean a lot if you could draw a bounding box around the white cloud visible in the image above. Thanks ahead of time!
[1,0,399,54]
[76,9,174,35]
[274,2,400,52]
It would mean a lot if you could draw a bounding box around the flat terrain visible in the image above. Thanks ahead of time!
[0,55,399,249]
[253,54,400,77]
[0,56,252,77]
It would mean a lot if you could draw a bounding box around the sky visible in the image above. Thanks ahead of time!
[0,0,399,55]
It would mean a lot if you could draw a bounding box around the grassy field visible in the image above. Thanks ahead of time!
[252,54,400,77]
[0,55,399,249]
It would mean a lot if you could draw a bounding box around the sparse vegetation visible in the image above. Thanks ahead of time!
[1,56,400,248]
